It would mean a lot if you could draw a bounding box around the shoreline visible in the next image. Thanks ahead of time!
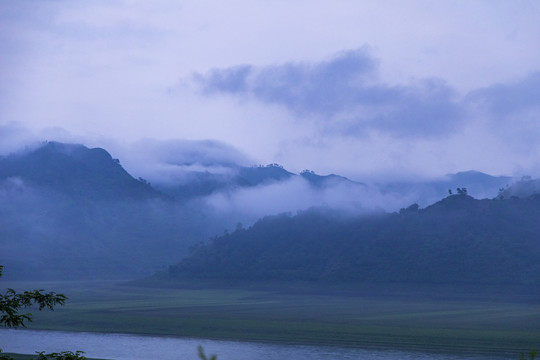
[16,325,525,358]
[3,281,538,358]
[1,328,516,359]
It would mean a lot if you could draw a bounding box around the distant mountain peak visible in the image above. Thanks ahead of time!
[0,141,159,200]
[300,170,361,188]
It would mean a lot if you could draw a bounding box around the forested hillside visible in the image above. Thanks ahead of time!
[0,141,159,200]
[166,194,540,286]
[0,142,232,279]
[0,141,527,281]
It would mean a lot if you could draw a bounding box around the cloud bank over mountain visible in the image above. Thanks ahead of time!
[115,138,254,186]
[2,1,540,179]
[187,47,540,178]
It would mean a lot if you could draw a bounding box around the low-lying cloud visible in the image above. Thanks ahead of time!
[204,176,417,222]
[116,138,253,186]
[0,123,40,155]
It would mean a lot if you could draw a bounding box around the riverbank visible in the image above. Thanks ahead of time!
[1,328,508,360]
[2,352,109,360]
[4,280,539,357]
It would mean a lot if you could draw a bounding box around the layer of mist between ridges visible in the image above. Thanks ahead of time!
[0,141,527,281]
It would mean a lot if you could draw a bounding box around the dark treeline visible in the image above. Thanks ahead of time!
[0,142,236,280]
[0,141,528,281]
[166,194,540,286]
[0,141,159,200]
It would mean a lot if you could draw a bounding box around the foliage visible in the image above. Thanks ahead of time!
[1,265,85,360]
[0,349,12,360]
[0,142,236,281]
[36,351,86,360]
[520,350,538,360]
[0,266,67,328]
[197,346,217,360]
[167,195,540,286]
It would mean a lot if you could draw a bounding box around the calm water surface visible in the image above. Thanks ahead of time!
[1,329,512,360]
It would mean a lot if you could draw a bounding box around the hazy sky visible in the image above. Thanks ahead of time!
[1,0,540,180]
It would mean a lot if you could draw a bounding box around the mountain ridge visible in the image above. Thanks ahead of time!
[0,141,159,200]
[0,141,531,281]
[164,193,540,287]
[0,141,514,204]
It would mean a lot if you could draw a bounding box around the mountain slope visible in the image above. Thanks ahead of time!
[165,194,540,286]
[299,170,362,188]
[378,170,512,206]
[0,142,230,280]
[0,141,528,281]
[155,164,363,200]
[0,141,159,200]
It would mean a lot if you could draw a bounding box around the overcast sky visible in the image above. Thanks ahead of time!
[1,0,540,180]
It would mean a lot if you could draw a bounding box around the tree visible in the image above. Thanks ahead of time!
[520,350,538,360]
[0,267,67,328]
[197,346,217,360]
[0,265,86,360]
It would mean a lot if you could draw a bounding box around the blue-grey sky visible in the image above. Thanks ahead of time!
[1,0,540,180]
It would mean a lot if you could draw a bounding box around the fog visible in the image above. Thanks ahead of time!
[116,138,253,186]
[0,178,241,280]
[204,176,412,220]
[0,137,514,280]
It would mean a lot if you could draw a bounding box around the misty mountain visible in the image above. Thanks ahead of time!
[154,164,363,200]
[0,142,236,280]
[299,170,361,188]
[135,140,509,208]
[377,170,512,207]
[164,194,540,287]
[498,176,540,199]
[0,141,159,200]
[0,141,524,281]
[155,164,510,213]
[155,164,293,200]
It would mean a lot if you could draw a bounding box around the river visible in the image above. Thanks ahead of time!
[0,329,513,360]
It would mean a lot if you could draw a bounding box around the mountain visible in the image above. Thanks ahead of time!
[0,142,514,205]
[377,170,512,207]
[498,176,540,199]
[0,141,529,281]
[299,170,361,188]
[236,164,294,186]
[0,142,232,280]
[153,164,509,209]
[164,194,540,287]
[155,164,363,200]
[0,141,159,200]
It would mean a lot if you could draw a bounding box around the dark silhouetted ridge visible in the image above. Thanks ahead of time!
[165,194,540,287]
[300,170,363,188]
[0,141,159,200]
[235,164,294,186]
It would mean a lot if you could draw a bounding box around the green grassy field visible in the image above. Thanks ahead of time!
[4,280,540,357]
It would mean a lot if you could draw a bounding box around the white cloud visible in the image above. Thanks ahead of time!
[194,49,465,138]
[2,1,540,179]
[204,176,413,219]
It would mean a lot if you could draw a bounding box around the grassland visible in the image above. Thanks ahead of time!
[3,280,540,357]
